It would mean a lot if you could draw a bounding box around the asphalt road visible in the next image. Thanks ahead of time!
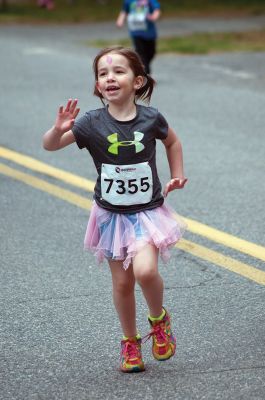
[0,16,265,400]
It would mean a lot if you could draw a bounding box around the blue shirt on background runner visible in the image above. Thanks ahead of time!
[122,0,161,40]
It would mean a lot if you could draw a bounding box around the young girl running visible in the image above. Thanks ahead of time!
[43,46,187,373]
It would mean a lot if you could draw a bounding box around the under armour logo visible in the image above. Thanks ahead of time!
[107,132,145,155]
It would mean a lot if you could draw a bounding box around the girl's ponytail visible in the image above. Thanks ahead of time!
[135,73,156,103]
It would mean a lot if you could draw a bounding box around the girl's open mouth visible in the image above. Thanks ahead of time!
[106,86,119,92]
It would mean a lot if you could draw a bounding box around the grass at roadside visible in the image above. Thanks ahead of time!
[0,0,265,24]
[85,30,265,55]
[159,30,265,54]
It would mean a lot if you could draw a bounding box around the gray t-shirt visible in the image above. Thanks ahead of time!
[72,104,168,213]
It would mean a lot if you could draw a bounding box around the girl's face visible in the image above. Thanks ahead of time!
[96,53,143,104]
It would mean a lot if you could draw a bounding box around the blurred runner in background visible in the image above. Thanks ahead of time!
[116,0,161,74]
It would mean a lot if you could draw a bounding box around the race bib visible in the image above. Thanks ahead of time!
[101,162,153,206]
[127,11,147,31]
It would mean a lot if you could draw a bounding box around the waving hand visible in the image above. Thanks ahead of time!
[55,99,80,134]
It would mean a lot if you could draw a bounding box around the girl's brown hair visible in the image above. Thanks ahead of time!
[93,46,156,103]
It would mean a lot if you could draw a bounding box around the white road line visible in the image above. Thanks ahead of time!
[202,63,256,79]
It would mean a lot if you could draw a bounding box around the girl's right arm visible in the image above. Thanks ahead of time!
[43,99,80,151]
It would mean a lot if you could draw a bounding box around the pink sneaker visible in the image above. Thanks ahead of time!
[147,308,176,361]
[120,337,145,373]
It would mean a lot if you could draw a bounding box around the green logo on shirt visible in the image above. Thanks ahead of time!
[107,132,145,155]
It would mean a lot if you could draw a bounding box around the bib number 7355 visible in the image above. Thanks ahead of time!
[101,162,153,206]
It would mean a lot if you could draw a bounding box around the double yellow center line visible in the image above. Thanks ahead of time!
[1,146,265,285]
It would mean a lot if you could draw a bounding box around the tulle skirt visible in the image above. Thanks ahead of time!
[84,201,186,270]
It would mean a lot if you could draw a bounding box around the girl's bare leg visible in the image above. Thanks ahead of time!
[133,244,164,318]
[108,260,137,337]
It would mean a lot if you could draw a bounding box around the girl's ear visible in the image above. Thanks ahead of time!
[96,81,102,93]
[134,75,144,90]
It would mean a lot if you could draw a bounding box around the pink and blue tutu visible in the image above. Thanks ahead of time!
[84,202,186,270]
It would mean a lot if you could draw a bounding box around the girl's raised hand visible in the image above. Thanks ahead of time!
[54,99,80,134]
[163,178,188,197]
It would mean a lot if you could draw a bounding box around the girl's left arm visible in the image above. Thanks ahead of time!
[162,127,188,197]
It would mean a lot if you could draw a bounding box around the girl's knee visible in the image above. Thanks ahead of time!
[132,244,159,286]
[113,279,135,296]
[109,261,135,296]
[134,265,158,286]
